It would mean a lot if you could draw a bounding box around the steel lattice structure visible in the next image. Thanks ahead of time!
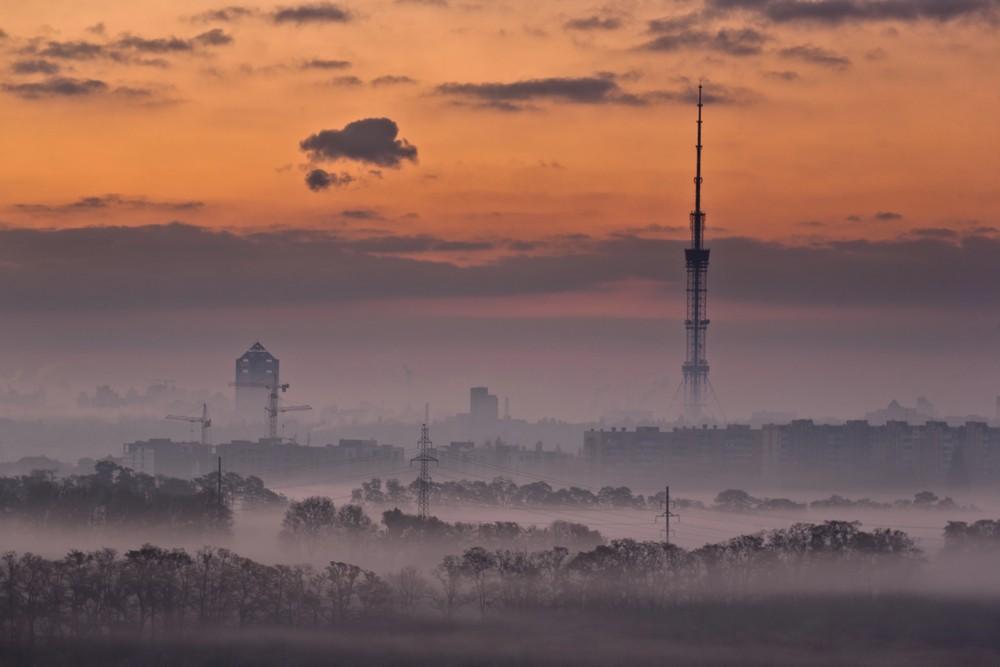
[411,422,438,519]
[682,85,711,423]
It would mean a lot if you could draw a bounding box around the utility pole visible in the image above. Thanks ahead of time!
[410,421,438,519]
[657,485,679,545]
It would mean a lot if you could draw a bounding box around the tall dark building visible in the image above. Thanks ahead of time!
[235,342,279,421]
[682,85,712,424]
[470,386,499,424]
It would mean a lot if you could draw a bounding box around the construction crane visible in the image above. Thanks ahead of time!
[230,381,311,440]
[277,403,312,440]
[165,403,212,445]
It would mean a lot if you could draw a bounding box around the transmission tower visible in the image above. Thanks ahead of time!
[656,485,679,546]
[410,422,438,519]
[681,84,712,424]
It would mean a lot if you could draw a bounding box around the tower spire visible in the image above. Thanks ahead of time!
[681,83,712,424]
[694,83,704,248]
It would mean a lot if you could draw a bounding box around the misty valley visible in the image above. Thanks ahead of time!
[1,463,999,665]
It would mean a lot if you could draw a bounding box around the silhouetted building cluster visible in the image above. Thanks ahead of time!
[124,437,404,481]
[584,420,1000,487]
[438,438,569,475]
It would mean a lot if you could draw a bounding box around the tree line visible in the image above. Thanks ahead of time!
[5,517,984,643]
[350,476,971,513]
[280,496,605,554]
[0,462,286,534]
[714,488,971,512]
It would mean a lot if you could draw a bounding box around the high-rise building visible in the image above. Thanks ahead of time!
[234,342,279,421]
[470,386,499,424]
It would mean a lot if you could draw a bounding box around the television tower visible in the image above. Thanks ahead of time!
[681,85,711,423]
[410,422,438,519]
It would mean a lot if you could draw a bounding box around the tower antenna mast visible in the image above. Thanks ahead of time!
[681,84,712,423]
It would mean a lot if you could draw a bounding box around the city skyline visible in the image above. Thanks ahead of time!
[2,1,1000,420]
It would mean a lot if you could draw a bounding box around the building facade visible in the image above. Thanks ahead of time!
[234,342,279,421]
[584,420,1000,488]
[470,387,499,424]
[123,437,404,482]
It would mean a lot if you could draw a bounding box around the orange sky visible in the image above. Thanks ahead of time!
[3,1,1000,420]
[1,0,998,244]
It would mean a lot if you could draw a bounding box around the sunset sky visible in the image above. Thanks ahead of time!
[2,0,1000,421]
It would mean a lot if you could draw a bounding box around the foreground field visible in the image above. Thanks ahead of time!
[3,598,999,667]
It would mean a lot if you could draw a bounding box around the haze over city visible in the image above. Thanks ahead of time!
[2,1,1000,665]
[2,0,1000,421]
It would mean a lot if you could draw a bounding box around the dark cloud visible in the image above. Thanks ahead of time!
[194,28,234,46]
[644,79,759,106]
[330,75,363,86]
[38,40,105,60]
[642,27,769,56]
[779,44,851,68]
[114,34,193,53]
[300,118,418,168]
[0,223,997,313]
[305,169,353,191]
[190,6,257,22]
[706,0,1000,24]
[272,3,352,23]
[10,59,60,75]
[906,227,959,240]
[28,31,229,68]
[763,69,800,80]
[113,86,158,99]
[113,29,233,53]
[875,211,904,221]
[437,75,756,110]
[2,77,108,99]
[340,209,381,219]
[371,75,417,86]
[350,235,496,253]
[620,224,688,236]
[648,13,702,32]
[564,16,623,31]
[13,194,204,214]
[301,58,351,69]
[437,75,642,110]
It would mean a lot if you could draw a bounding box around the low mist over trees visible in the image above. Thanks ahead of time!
[944,519,1000,553]
[280,498,604,555]
[0,519,933,644]
[351,477,976,514]
[0,462,286,534]
[351,476,690,510]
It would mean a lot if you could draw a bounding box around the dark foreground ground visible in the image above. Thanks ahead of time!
[3,596,999,666]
